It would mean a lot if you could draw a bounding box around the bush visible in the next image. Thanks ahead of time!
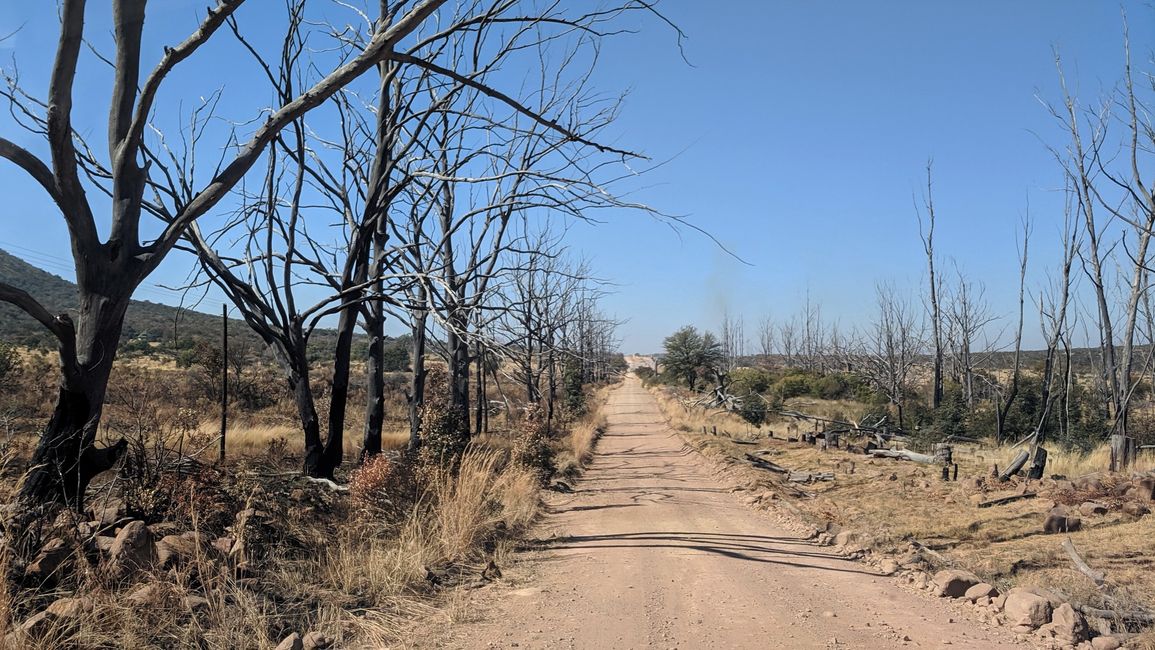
[0,341,19,392]
[730,367,774,394]
[735,392,767,425]
[563,361,586,418]
[418,367,469,468]
[776,371,814,399]
[349,453,418,520]
[511,407,556,486]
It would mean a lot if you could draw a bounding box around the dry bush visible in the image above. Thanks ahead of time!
[510,407,556,487]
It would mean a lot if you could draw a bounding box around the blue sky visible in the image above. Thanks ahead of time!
[1,1,1152,353]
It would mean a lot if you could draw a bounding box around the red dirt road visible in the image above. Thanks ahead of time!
[435,377,1026,649]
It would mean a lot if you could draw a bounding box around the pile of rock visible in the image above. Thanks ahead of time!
[917,569,1126,649]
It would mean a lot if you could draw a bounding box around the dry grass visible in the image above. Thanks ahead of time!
[0,380,619,648]
[649,383,1155,632]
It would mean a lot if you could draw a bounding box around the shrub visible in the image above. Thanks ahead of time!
[349,454,418,521]
[730,367,774,394]
[0,341,19,392]
[563,361,586,418]
[418,367,468,468]
[735,392,767,425]
[511,407,556,486]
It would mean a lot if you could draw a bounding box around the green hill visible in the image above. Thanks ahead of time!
[0,249,411,369]
[0,248,232,349]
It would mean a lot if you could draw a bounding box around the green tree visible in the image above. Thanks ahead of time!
[662,326,724,390]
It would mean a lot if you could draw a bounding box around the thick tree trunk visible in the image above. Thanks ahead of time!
[362,300,385,458]
[316,299,360,478]
[20,285,132,509]
[287,347,325,478]
[446,313,471,438]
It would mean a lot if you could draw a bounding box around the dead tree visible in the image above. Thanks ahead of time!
[859,284,924,431]
[916,160,945,410]
[0,0,448,507]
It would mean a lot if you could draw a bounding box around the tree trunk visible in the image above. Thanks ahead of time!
[20,286,133,509]
[362,297,385,458]
[289,350,325,477]
[408,309,427,451]
[446,308,471,439]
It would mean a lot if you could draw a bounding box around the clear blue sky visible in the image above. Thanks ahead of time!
[2,1,1152,353]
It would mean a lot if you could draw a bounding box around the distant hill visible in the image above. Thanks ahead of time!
[0,248,231,349]
[0,249,410,368]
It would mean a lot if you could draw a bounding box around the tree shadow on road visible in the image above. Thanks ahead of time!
[534,531,881,576]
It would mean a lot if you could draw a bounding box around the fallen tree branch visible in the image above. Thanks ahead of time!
[744,453,789,474]
[1077,606,1155,625]
[868,448,936,464]
[1062,537,1106,587]
[977,492,1037,508]
[788,472,834,483]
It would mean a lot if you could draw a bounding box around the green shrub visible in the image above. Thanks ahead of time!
[730,367,774,394]
[418,367,469,468]
[735,392,767,425]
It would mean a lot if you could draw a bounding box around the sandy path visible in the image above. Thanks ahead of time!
[435,377,1025,649]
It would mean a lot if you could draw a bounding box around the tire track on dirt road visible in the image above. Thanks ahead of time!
[432,376,1026,649]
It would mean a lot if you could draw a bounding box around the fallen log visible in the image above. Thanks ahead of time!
[998,449,1030,482]
[1062,537,1106,587]
[977,492,1037,508]
[745,453,789,474]
[788,472,834,483]
[868,449,937,464]
[1077,606,1155,625]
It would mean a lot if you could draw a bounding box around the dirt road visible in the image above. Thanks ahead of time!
[438,377,1024,649]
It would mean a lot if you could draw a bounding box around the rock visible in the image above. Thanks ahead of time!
[302,631,334,649]
[932,570,981,598]
[89,499,126,528]
[1043,603,1088,644]
[888,473,898,481]
[1004,590,1052,629]
[108,521,155,578]
[1079,502,1109,516]
[974,596,991,607]
[1044,506,1082,533]
[156,532,202,569]
[45,596,94,618]
[94,535,116,553]
[964,583,998,602]
[275,633,305,650]
[1074,474,1104,492]
[992,593,1007,610]
[1091,636,1121,650]
[25,538,71,584]
[183,595,211,613]
[833,531,859,547]
[212,536,235,556]
[878,559,900,576]
[1136,476,1155,501]
[1122,502,1150,518]
[126,583,170,608]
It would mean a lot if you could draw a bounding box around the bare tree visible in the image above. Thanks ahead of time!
[916,160,945,410]
[944,266,995,409]
[757,313,775,362]
[0,0,448,506]
[859,284,924,431]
